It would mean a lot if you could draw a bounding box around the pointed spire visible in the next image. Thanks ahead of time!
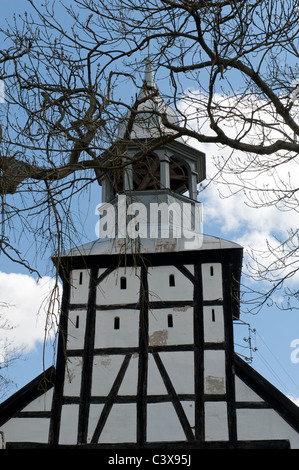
[117,56,182,141]
[143,56,156,90]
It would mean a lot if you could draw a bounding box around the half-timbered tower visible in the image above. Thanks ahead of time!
[1,60,299,449]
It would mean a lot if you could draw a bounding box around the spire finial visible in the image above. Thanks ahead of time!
[143,55,156,89]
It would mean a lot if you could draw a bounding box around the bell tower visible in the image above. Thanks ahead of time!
[101,58,205,204]
[97,58,206,250]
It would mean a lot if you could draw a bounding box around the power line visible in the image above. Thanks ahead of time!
[254,331,299,403]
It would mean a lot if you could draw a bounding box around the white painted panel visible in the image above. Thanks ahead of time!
[204,350,226,394]
[70,269,90,304]
[67,309,87,350]
[201,263,223,301]
[205,402,228,440]
[91,355,124,396]
[22,389,53,412]
[98,404,136,443]
[237,408,299,447]
[95,309,139,348]
[63,357,82,396]
[1,418,50,444]
[148,307,193,346]
[159,351,194,394]
[97,267,141,305]
[118,354,139,395]
[235,376,264,402]
[147,353,168,395]
[87,404,105,443]
[203,306,224,343]
[148,265,194,302]
[182,401,195,433]
[59,404,79,444]
[147,402,186,442]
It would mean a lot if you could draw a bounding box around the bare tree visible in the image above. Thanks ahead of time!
[0,0,298,313]
[0,303,24,400]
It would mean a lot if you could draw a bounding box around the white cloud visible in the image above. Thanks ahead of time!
[0,272,61,353]
[179,92,299,289]
[199,155,299,289]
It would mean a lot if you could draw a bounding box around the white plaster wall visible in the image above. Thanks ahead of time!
[203,305,224,343]
[91,353,139,397]
[235,376,264,402]
[87,404,104,442]
[237,408,299,448]
[148,307,193,346]
[59,404,79,444]
[92,354,126,396]
[95,309,139,348]
[147,353,169,395]
[98,404,137,443]
[147,402,187,442]
[22,389,53,412]
[202,263,223,301]
[70,269,90,304]
[182,401,195,432]
[0,389,53,446]
[97,267,140,305]
[118,354,139,395]
[67,309,87,350]
[204,350,226,394]
[205,401,228,441]
[158,351,194,394]
[148,265,194,302]
[63,357,82,396]
[1,417,50,444]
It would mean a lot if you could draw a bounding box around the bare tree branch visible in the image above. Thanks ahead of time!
[0,0,298,312]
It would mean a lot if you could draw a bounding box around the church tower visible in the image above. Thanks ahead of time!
[48,59,243,446]
[1,60,299,449]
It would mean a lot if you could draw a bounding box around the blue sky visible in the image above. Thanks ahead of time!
[0,1,299,405]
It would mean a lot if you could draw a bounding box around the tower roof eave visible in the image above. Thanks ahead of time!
[54,233,243,259]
